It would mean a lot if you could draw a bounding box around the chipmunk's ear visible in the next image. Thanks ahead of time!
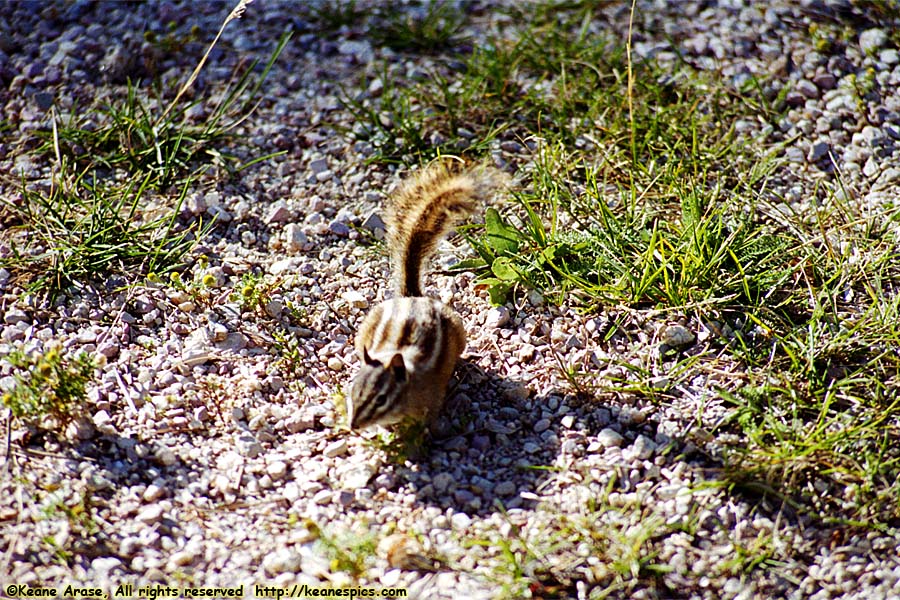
[363,347,379,366]
[389,353,407,383]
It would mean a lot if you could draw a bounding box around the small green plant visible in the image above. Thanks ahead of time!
[272,329,305,377]
[231,272,283,314]
[39,491,103,566]
[34,31,290,188]
[144,21,203,53]
[371,1,467,53]
[365,418,430,464]
[305,0,366,32]
[307,520,378,581]
[2,344,94,428]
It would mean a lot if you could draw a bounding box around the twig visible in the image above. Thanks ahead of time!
[157,0,254,125]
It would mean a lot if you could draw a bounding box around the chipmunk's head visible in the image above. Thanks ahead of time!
[348,349,410,429]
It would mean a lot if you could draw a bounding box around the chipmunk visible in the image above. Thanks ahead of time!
[347,159,506,429]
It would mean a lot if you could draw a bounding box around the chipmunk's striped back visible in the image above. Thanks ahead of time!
[349,297,462,428]
[347,159,508,430]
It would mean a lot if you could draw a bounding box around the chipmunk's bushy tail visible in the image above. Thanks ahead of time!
[385,159,508,297]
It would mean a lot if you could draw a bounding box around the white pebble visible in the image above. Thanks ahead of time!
[485,306,511,328]
[597,428,624,448]
[342,291,369,309]
[136,504,164,524]
[450,512,471,530]
[324,439,348,458]
[267,461,288,481]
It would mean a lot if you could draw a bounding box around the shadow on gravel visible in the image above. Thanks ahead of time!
[392,360,616,518]
[4,426,204,569]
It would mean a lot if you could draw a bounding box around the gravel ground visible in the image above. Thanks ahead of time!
[1,1,900,599]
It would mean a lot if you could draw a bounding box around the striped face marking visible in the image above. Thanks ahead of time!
[348,298,446,429]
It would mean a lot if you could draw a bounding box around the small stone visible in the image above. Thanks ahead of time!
[875,167,900,188]
[328,220,350,236]
[263,548,302,574]
[267,461,288,481]
[92,410,112,428]
[284,224,308,253]
[324,439,348,458]
[500,140,524,153]
[367,77,384,97]
[340,463,377,489]
[168,550,194,567]
[863,156,880,178]
[308,157,329,174]
[859,28,888,54]
[217,332,247,353]
[494,481,516,496]
[342,291,369,309]
[143,484,165,502]
[631,434,656,460]
[312,489,333,505]
[516,344,535,362]
[807,141,830,162]
[796,79,819,99]
[265,299,284,319]
[361,212,386,235]
[34,91,54,110]
[285,416,314,433]
[155,447,177,466]
[564,334,583,349]
[523,442,541,454]
[98,343,120,359]
[136,504,164,524]
[880,48,899,66]
[237,434,262,458]
[270,258,302,275]
[207,205,232,223]
[338,39,373,63]
[597,428,624,448]
[533,418,551,434]
[182,348,212,367]
[282,482,301,502]
[812,72,837,90]
[266,201,292,224]
[485,306,511,328]
[450,512,471,530]
[3,309,28,325]
[662,325,695,348]
[433,472,455,493]
[91,557,122,573]
[453,489,476,505]
[327,356,344,371]
[186,193,207,215]
[784,91,805,108]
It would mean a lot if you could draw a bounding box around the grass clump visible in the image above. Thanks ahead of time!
[335,0,900,529]
[2,166,208,296]
[1,344,94,428]
[0,3,288,299]
[371,1,467,53]
[304,519,378,583]
[717,195,900,523]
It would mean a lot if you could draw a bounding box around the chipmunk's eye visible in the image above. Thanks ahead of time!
[370,391,390,412]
